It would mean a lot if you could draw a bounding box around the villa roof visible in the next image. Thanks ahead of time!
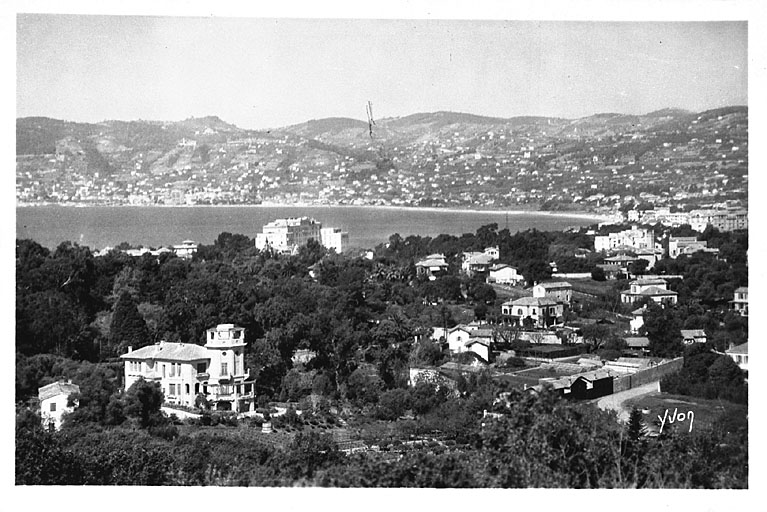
[680,329,706,338]
[734,286,748,293]
[622,286,677,297]
[507,296,559,307]
[631,278,668,286]
[624,337,650,348]
[536,281,572,289]
[120,342,209,362]
[38,381,80,402]
[726,342,748,355]
[416,257,448,268]
[464,253,495,265]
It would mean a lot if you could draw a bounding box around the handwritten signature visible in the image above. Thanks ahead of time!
[657,408,694,434]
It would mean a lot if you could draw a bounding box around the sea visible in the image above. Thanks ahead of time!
[16,205,606,251]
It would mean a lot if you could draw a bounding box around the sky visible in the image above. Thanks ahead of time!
[16,15,748,130]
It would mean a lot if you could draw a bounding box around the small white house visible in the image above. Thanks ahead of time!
[630,307,647,334]
[487,264,524,285]
[39,381,80,430]
[446,325,476,353]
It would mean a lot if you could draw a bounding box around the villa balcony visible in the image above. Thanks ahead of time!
[196,372,210,380]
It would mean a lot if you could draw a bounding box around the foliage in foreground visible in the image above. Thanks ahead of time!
[16,388,747,488]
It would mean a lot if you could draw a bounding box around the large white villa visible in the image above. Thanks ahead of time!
[120,323,256,412]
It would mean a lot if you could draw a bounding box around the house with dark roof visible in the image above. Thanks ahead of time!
[624,336,651,352]
[120,323,256,412]
[538,368,619,400]
[39,381,80,430]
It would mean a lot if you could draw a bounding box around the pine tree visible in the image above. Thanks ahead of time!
[110,291,150,355]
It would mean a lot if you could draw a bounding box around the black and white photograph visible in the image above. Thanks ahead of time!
[8,0,763,501]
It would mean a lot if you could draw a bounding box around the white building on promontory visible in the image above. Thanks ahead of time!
[255,217,348,254]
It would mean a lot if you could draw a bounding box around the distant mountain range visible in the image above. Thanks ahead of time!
[16,106,748,210]
[17,106,747,157]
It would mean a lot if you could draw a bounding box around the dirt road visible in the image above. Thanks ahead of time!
[596,381,660,423]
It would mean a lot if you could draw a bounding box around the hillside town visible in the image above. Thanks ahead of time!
[16,107,747,219]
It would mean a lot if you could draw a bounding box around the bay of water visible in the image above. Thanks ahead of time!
[16,205,603,251]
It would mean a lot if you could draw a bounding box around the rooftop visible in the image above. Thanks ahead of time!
[39,381,81,402]
[536,281,572,289]
[506,296,559,307]
[726,342,748,355]
[120,342,209,361]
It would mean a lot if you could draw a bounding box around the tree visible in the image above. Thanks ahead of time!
[123,378,165,428]
[375,388,412,420]
[580,323,619,352]
[110,292,150,355]
[643,304,683,357]
[591,266,606,281]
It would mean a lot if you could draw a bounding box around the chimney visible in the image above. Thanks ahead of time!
[127,346,132,353]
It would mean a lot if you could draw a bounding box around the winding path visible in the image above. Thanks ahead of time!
[596,381,660,423]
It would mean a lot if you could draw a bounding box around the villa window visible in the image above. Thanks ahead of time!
[185,384,190,395]
[233,331,241,339]
[169,384,176,395]
[197,363,206,373]
[50,402,56,412]
[221,362,228,375]
[210,332,215,340]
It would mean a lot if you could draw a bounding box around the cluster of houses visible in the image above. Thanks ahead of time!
[94,240,199,259]
[415,246,525,286]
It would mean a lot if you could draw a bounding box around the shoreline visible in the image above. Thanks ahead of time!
[16,202,613,222]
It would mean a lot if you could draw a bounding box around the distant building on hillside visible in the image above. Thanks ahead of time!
[668,236,717,259]
[172,240,198,259]
[731,287,748,317]
[533,281,572,305]
[39,381,80,430]
[726,342,748,372]
[620,278,678,306]
[255,217,348,254]
[415,253,449,280]
[320,227,349,254]
[688,208,748,232]
[461,247,498,276]
[487,264,524,285]
[501,296,564,328]
[594,225,654,252]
